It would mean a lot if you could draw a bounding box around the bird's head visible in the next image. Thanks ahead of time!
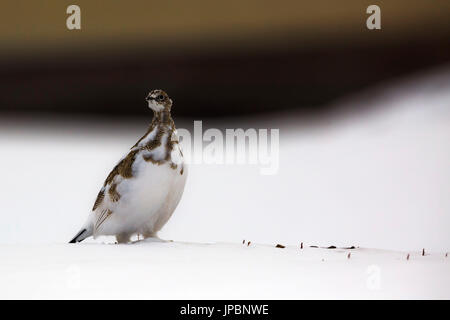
[145,89,172,113]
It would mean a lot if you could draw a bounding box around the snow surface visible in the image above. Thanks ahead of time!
[0,241,448,299]
[0,66,449,299]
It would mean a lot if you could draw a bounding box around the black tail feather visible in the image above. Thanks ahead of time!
[69,229,87,243]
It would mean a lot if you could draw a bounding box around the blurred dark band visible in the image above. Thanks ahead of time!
[2,37,449,119]
[0,0,449,118]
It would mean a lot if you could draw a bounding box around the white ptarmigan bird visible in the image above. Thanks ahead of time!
[69,89,187,244]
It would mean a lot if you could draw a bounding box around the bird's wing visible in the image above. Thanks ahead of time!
[93,208,113,232]
[92,188,105,211]
[91,186,113,233]
[90,149,133,233]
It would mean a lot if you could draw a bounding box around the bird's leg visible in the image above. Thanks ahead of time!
[116,233,131,244]
[142,231,157,239]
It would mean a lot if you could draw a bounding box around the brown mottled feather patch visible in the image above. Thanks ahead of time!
[143,128,165,151]
[143,153,165,165]
[103,149,139,187]
[104,165,119,187]
[166,128,177,152]
[108,183,120,202]
[92,189,105,211]
[132,122,157,148]
[117,149,139,178]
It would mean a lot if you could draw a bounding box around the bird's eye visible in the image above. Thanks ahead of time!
[157,95,164,101]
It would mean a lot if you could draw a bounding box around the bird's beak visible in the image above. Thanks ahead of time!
[146,96,154,102]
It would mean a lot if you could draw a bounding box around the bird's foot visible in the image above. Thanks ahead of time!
[115,233,132,244]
